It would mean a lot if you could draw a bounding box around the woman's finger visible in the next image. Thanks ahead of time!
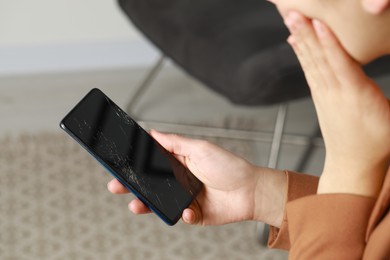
[182,208,198,224]
[312,19,366,88]
[182,200,202,225]
[284,12,336,91]
[107,178,130,194]
[149,130,191,156]
[128,199,152,214]
[284,12,317,75]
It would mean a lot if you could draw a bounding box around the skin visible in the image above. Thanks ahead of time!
[269,0,390,64]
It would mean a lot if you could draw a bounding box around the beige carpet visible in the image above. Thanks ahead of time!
[0,132,288,260]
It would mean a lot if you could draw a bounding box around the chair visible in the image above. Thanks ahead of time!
[117,0,390,246]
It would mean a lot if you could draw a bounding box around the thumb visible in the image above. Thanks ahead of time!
[150,130,195,157]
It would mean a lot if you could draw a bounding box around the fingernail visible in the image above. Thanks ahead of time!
[284,12,294,29]
[107,180,113,190]
[312,19,325,38]
[183,210,193,224]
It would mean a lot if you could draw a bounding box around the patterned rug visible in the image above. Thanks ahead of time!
[0,132,288,260]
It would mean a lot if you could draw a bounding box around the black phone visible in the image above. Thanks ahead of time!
[60,88,203,225]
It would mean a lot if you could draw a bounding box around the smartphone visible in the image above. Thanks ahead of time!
[60,88,203,225]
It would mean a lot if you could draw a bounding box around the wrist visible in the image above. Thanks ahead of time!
[252,168,287,228]
[318,157,389,197]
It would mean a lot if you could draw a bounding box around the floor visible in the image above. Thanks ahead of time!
[1,131,289,260]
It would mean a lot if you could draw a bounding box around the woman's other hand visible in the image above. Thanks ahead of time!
[284,12,390,197]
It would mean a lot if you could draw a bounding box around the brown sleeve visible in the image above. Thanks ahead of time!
[268,171,319,250]
[287,194,375,259]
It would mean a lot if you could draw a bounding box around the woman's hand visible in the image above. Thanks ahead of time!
[284,11,390,197]
[108,130,287,227]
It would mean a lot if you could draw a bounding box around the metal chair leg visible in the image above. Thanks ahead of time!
[126,55,165,116]
[257,103,288,246]
[295,124,322,172]
[267,103,288,169]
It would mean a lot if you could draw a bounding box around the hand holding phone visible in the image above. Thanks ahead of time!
[60,88,203,225]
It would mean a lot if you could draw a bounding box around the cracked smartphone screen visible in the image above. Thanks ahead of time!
[60,88,203,225]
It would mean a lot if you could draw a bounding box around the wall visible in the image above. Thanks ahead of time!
[0,0,158,75]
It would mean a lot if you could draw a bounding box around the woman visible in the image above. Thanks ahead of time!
[108,0,390,258]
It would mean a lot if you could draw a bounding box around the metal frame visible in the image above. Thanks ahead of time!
[127,55,323,149]
[127,56,166,114]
